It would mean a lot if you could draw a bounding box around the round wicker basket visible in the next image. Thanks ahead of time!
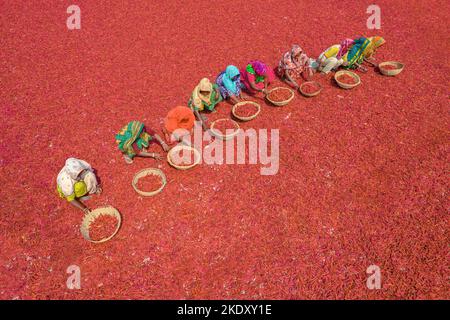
[265,87,295,106]
[334,71,361,89]
[299,81,323,97]
[167,145,201,170]
[132,168,166,196]
[209,118,240,140]
[378,61,404,76]
[80,206,121,244]
[232,101,261,121]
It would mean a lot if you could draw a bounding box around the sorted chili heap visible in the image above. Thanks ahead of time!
[172,149,196,166]
[301,82,321,94]
[337,74,358,85]
[381,64,399,70]
[213,119,238,134]
[234,103,259,118]
[89,214,119,241]
[136,174,164,192]
[267,87,293,102]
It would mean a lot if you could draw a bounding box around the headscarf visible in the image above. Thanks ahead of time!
[363,36,385,58]
[164,106,195,134]
[222,65,240,93]
[246,60,268,83]
[56,158,93,196]
[192,78,213,108]
[337,38,354,59]
[115,121,151,158]
[250,60,267,75]
[279,45,309,74]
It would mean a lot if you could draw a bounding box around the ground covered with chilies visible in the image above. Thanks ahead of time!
[0,1,448,299]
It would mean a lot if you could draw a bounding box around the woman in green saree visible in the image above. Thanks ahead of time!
[115,121,169,164]
[343,36,385,71]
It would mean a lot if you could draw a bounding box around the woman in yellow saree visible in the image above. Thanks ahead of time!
[188,78,222,130]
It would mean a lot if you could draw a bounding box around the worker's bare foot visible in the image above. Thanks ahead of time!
[124,155,133,164]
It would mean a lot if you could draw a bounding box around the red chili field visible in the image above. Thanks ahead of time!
[0,1,448,299]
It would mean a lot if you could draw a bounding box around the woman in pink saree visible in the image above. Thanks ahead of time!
[240,60,275,95]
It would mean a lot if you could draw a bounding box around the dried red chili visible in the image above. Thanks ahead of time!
[89,215,118,241]
[268,88,292,102]
[234,103,259,117]
[213,119,238,134]
[302,82,321,94]
[136,174,164,192]
[381,64,398,70]
[337,74,357,85]
[172,149,196,165]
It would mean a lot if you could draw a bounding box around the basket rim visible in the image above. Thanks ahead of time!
[80,206,122,243]
[167,145,201,170]
[299,81,323,97]
[132,168,167,196]
[232,101,261,121]
[378,61,404,69]
[209,118,240,140]
[265,86,295,106]
[378,61,405,76]
[334,70,361,88]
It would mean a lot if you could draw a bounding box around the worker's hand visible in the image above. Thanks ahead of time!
[162,142,170,152]
[152,153,164,161]
[358,65,368,73]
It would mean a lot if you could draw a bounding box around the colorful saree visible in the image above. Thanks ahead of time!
[56,158,98,201]
[188,78,222,111]
[115,121,152,159]
[216,65,242,99]
[363,36,385,59]
[277,45,310,79]
[344,37,371,69]
[240,60,275,92]
[164,106,195,134]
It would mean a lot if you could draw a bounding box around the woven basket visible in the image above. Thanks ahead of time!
[265,87,295,106]
[80,206,121,243]
[232,101,261,121]
[378,61,404,76]
[299,81,323,97]
[209,118,240,140]
[132,168,166,196]
[167,145,201,170]
[334,71,361,89]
